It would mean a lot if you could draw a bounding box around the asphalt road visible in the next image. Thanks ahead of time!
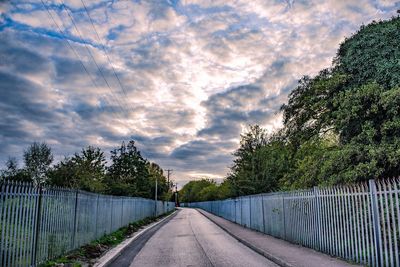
[109,208,278,267]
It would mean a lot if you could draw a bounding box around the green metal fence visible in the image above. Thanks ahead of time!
[185,179,400,267]
[0,181,175,266]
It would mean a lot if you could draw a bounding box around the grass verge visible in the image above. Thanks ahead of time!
[40,210,175,267]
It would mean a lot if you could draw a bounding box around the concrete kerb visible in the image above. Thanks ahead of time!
[196,208,295,267]
[94,210,178,267]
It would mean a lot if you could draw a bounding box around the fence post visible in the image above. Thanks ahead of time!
[248,196,251,228]
[282,194,286,240]
[32,186,43,266]
[121,198,124,226]
[234,199,237,223]
[71,190,79,249]
[314,186,322,251]
[261,195,266,233]
[94,195,99,239]
[369,179,382,267]
[110,197,113,233]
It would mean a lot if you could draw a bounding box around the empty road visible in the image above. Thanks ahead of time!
[109,208,278,267]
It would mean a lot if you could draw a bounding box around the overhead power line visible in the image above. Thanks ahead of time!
[39,0,124,121]
[80,0,131,101]
[59,0,128,116]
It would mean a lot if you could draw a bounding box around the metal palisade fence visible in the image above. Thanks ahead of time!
[0,181,175,267]
[185,179,400,267]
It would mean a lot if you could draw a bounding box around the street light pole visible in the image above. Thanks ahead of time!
[166,169,172,189]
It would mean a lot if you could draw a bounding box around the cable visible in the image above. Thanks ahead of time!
[60,2,127,116]
[80,0,131,100]
[39,0,124,121]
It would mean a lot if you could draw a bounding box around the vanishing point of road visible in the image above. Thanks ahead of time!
[109,208,278,267]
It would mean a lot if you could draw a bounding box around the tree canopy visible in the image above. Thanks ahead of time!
[1,140,173,200]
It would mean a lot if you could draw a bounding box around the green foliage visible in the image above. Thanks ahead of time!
[277,17,400,188]
[281,137,336,189]
[216,180,234,199]
[23,142,53,185]
[47,146,106,192]
[281,72,347,146]
[3,140,173,199]
[40,257,81,267]
[227,126,291,196]
[179,179,215,203]
[179,179,236,202]
[0,157,31,183]
[335,17,400,89]
[105,141,151,197]
[198,183,219,201]
[228,125,268,196]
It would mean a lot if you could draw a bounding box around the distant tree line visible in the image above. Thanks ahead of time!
[0,140,173,200]
[180,16,400,203]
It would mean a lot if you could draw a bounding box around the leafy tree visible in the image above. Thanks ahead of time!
[281,137,336,189]
[279,16,400,186]
[179,179,215,203]
[334,17,400,89]
[227,125,295,196]
[228,125,268,196]
[47,157,78,188]
[73,146,106,192]
[106,141,151,197]
[0,157,31,183]
[198,183,219,201]
[47,146,106,192]
[217,180,234,199]
[2,157,18,178]
[23,142,53,185]
[281,72,346,146]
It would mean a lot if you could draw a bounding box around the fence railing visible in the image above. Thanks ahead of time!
[185,179,400,267]
[0,181,175,267]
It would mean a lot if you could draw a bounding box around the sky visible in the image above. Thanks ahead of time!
[0,0,399,186]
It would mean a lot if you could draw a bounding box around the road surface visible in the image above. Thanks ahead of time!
[109,208,278,267]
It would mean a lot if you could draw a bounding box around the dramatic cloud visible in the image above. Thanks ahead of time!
[0,0,399,185]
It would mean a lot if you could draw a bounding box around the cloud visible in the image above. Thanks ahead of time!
[0,0,397,184]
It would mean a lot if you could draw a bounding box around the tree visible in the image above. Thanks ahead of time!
[24,142,53,185]
[47,157,78,188]
[228,125,270,196]
[279,17,400,186]
[280,72,346,146]
[47,146,107,192]
[217,180,234,199]
[2,157,18,178]
[73,146,106,192]
[198,183,219,201]
[106,141,151,197]
[334,17,400,89]
[1,157,31,183]
[179,179,215,203]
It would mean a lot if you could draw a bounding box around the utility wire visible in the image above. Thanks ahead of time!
[39,0,124,121]
[58,0,128,116]
[80,0,131,101]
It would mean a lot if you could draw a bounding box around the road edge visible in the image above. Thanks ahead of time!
[195,208,294,267]
[94,209,179,267]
